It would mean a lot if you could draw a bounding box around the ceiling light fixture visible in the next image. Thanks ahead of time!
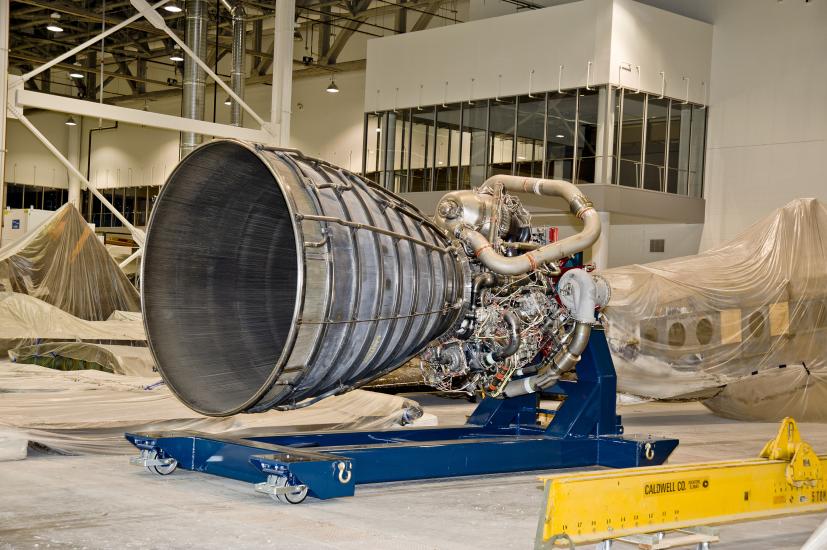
[224,97,232,106]
[46,12,63,33]
[65,116,77,126]
[375,128,381,133]
[163,3,183,12]
[169,49,184,62]
[555,134,565,139]
[325,76,340,94]
[68,62,84,79]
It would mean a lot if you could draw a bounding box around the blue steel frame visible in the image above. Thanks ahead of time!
[125,330,678,501]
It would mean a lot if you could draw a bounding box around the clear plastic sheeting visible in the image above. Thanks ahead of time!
[0,361,427,455]
[602,198,827,421]
[0,292,145,355]
[8,343,155,377]
[703,366,827,421]
[0,204,140,320]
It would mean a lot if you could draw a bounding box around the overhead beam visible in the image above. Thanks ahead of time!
[321,0,372,65]
[14,88,272,142]
[411,0,442,31]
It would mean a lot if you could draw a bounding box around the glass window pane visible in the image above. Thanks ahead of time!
[643,96,669,191]
[546,91,577,181]
[515,95,545,178]
[615,90,644,187]
[575,89,600,183]
[364,113,381,183]
[667,102,692,194]
[379,111,402,193]
[462,100,488,188]
[688,106,706,198]
[391,110,410,193]
[488,97,516,177]
[409,108,435,192]
[434,103,462,191]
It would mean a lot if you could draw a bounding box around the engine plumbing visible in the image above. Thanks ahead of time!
[423,178,610,399]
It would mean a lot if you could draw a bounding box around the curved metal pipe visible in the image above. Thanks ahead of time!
[221,0,246,126]
[486,310,521,364]
[457,176,601,276]
[503,321,591,396]
[456,272,499,339]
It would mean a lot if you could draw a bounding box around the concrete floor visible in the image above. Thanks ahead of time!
[1,395,826,549]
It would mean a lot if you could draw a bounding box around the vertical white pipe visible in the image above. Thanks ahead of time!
[67,118,82,208]
[270,0,295,146]
[592,211,611,269]
[0,0,9,219]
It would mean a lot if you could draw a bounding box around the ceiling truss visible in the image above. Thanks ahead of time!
[8,0,463,104]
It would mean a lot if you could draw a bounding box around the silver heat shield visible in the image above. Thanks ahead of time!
[143,140,468,416]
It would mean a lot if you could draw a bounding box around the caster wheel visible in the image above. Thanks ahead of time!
[143,449,178,476]
[269,476,308,504]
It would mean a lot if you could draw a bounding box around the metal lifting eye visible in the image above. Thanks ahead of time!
[337,462,352,484]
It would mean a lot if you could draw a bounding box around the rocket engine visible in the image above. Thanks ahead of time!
[142,140,609,416]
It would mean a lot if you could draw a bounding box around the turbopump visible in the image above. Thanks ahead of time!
[142,140,609,416]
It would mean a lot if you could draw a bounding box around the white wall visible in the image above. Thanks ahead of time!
[608,222,703,267]
[289,71,366,170]
[609,0,711,101]
[365,0,711,111]
[700,0,827,249]
[366,0,611,111]
[5,112,70,189]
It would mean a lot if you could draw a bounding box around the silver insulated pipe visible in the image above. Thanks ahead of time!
[222,0,246,126]
[180,0,208,158]
[143,140,469,416]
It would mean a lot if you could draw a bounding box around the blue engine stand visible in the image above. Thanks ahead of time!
[125,330,678,502]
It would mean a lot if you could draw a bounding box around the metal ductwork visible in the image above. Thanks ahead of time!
[222,0,246,126]
[180,0,208,158]
[143,140,469,416]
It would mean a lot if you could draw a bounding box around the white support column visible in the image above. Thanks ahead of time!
[271,0,295,146]
[592,211,611,270]
[0,0,10,217]
[67,118,82,208]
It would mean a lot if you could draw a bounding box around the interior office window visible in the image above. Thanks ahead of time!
[667,102,692,194]
[515,95,545,178]
[409,108,435,192]
[5,183,23,209]
[546,91,577,181]
[42,187,63,210]
[364,113,382,184]
[392,110,410,193]
[461,100,488,188]
[615,89,645,187]
[643,97,669,191]
[575,88,600,183]
[488,97,516,177]
[379,111,401,193]
[434,104,462,191]
[688,105,706,198]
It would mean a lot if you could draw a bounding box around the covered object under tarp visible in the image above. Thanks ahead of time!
[0,361,426,456]
[0,204,140,320]
[0,291,145,356]
[602,198,827,421]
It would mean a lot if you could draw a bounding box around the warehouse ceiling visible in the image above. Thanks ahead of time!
[8,0,464,104]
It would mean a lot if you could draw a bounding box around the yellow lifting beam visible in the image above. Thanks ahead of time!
[536,417,827,546]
